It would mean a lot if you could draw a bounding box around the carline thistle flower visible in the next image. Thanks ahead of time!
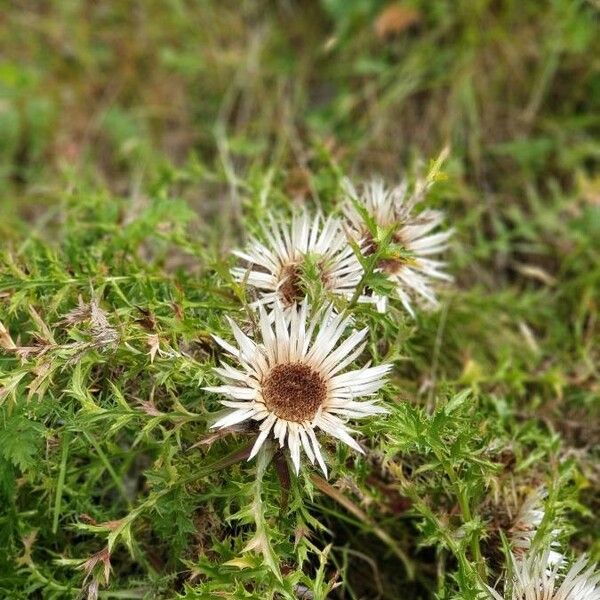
[231,210,365,310]
[343,178,453,316]
[509,488,563,567]
[204,302,391,476]
[487,550,600,600]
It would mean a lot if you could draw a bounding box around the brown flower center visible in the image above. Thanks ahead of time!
[279,263,304,306]
[379,257,406,275]
[279,261,330,306]
[363,229,410,275]
[362,231,379,256]
[262,363,327,422]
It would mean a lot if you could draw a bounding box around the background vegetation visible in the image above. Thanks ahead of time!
[0,1,599,598]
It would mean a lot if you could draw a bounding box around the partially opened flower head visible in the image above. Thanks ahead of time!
[510,488,563,566]
[204,302,391,476]
[231,210,364,311]
[343,178,453,317]
[487,551,600,600]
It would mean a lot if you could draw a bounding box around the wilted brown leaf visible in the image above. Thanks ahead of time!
[61,296,92,325]
[28,306,56,344]
[79,546,111,586]
[137,398,164,417]
[135,306,157,330]
[61,297,118,350]
[0,320,16,350]
[188,425,247,449]
[514,263,557,286]
[16,530,38,567]
[15,343,51,361]
[171,301,184,320]
[27,361,53,400]
[374,3,420,39]
[147,333,160,363]
[97,519,125,531]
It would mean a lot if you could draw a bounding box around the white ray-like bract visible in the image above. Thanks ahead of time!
[231,210,365,311]
[510,489,563,567]
[343,178,453,317]
[487,551,600,600]
[204,302,391,476]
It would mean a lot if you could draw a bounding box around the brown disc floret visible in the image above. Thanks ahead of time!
[262,363,327,422]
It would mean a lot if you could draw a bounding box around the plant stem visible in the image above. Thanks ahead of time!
[345,225,396,312]
[441,459,486,581]
[52,431,71,533]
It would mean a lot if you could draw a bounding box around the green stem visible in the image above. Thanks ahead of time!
[249,444,282,581]
[345,225,396,312]
[52,431,71,533]
[440,458,486,581]
[82,429,131,508]
[28,561,73,593]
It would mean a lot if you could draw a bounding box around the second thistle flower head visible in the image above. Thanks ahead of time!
[487,551,600,600]
[343,177,453,317]
[231,210,364,311]
[204,301,391,476]
[509,488,563,567]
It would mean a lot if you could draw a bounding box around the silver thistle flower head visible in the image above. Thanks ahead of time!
[342,178,453,317]
[204,301,391,476]
[231,210,364,311]
[487,550,600,600]
[510,488,563,567]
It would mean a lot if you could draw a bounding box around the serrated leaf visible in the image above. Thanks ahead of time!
[0,414,44,471]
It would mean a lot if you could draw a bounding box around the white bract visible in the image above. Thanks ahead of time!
[231,211,364,311]
[204,302,391,476]
[510,489,563,567]
[343,178,453,317]
[487,551,600,600]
